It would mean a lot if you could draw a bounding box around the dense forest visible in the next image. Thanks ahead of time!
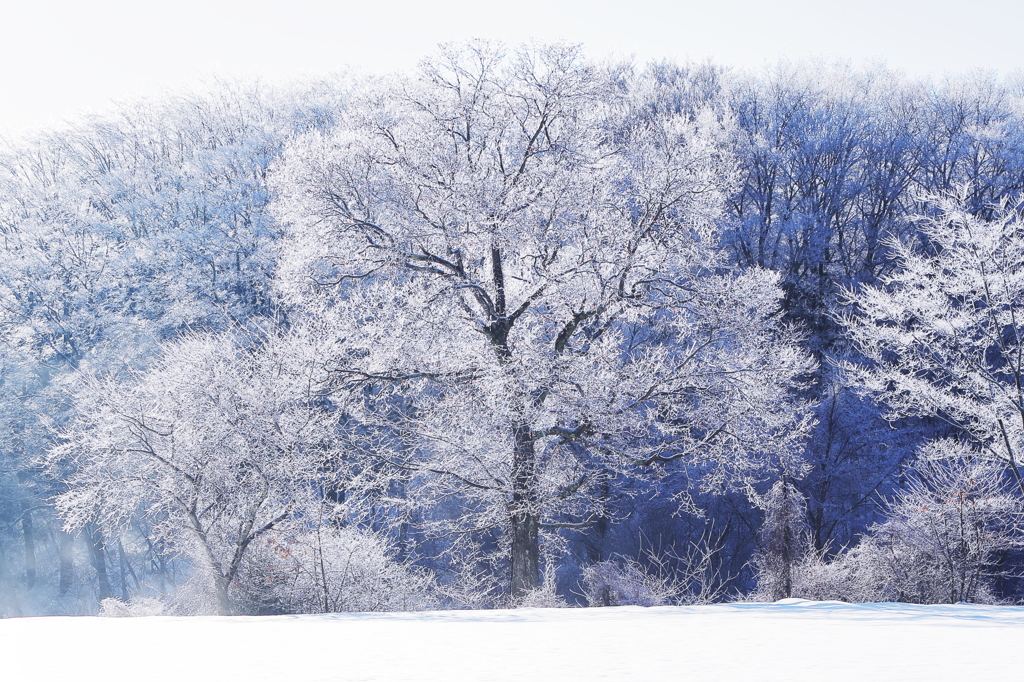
[3,42,1024,617]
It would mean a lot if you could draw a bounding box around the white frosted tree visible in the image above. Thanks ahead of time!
[842,188,1024,495]
[791,441,1024,604]
[753,478,812,601]
[50,330,348,615]
[271,42,815,598]
[0,82,350,612]
[866,442,1023,603]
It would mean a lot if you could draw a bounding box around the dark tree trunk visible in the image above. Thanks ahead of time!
[780,480,793,599]
[87,524,112,602]
[587,477,612,606]
[487,245,542,598]
[117,538,140,599]
[510,420,540,597]
[145,537,169,596]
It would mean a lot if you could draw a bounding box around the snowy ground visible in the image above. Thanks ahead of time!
[3,599,1022,681]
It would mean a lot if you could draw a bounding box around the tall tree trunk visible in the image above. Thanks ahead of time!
[510,420,539,598]
[488,245,542,598]
[117,538,140,599]
[186,509,231,615]
[586,477,611,606]
[19,501,37,590]
[87,524,112,602]
[780,480,794,599]
[144,536,170,596]
[211,573,231,616]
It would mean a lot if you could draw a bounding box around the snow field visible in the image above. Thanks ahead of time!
[3,600,1022,681]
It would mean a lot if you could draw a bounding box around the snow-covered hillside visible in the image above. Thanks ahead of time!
[4,600,1021,681]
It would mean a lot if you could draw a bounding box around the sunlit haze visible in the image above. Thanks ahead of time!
[1,0,1022,139]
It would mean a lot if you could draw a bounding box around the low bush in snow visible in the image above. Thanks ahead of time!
[236,523,436,614]
[98,597,165,617]
[758,445,1024,604]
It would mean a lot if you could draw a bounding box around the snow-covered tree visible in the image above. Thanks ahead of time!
[864,442,1023,603]
[753,478,812,600]
[0,81,351,613]
[842,189,1024,495]
[271,42,815,598]
[50,330,348,615]
[790,441,1023,604]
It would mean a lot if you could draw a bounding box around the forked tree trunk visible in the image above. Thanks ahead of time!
[187,509,232,615]
[488,246,542,598]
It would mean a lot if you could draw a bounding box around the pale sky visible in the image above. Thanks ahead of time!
[1,0,1022,139]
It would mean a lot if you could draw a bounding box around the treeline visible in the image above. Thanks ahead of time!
[1,43,1023,616]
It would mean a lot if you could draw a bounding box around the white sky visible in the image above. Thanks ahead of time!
[1,0,1022,139]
